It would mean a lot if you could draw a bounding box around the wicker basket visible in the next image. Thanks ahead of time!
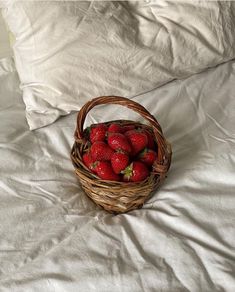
[71,96,172,214]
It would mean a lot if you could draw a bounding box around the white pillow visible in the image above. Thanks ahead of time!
[1,1,235,130]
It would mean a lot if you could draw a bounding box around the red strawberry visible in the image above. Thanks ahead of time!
[143,129,156,150]
[120,125,136,133]
[111,151,129,174]
[82,152,96,173]
[89,123,107,144]
[139,148,157,167]
[95,161,120,181]
[108,123,122,133]
[125,129,148,155]
[91,141,114,161]
[107,133,132,154]
[123,161,149,182]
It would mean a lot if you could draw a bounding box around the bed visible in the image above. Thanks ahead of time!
[0,2,235,291]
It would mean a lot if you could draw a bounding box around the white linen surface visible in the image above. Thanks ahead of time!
[0,12,11,59]
[0,56,235,292]
[2,1,235,130]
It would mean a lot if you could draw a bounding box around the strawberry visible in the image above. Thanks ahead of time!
[108,123,122,133]
[120,125,136,133]
[139,148,157,167]
[91,141,114,161]
[95,161,120,181]
[111,151,129,174]
[82,152,96,173]
[123,161,150,182]
[89,123,107,144]
[124,129,148,155]
[143,129,156,150]
[107,133,132,154]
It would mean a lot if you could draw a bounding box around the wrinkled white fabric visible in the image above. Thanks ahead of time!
[0,56,235,291]
[0,11,11,59]
[1,0,235,129]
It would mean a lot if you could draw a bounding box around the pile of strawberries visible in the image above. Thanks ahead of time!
[82,122,158,182]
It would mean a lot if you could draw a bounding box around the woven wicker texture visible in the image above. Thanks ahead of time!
[71,96,172,213]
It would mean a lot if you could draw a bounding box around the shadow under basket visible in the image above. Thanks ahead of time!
[71,96,172,214]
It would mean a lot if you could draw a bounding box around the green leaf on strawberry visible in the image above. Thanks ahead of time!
[123,161,149,182]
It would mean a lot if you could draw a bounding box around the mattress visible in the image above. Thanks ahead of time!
[0,54,235,291]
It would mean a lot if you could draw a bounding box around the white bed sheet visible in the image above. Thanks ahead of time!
[0,12,11,59]
[0,56,235,291]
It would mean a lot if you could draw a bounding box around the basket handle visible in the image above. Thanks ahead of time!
[74,96,172,174]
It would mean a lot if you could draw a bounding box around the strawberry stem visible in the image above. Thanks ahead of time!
[122,163,133,180]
